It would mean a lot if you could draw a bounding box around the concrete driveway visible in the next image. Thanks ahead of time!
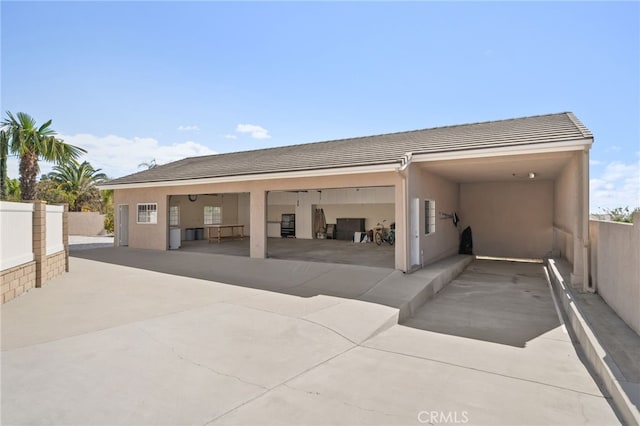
[1,254,620,425]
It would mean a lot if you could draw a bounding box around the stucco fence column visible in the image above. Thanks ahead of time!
[33,201,69,288]
[33,201,46,287]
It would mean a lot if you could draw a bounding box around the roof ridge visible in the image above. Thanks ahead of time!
[184,111,574,161]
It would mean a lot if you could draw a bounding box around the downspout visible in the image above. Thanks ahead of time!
[397,152,412,273]
[582,148,593,293]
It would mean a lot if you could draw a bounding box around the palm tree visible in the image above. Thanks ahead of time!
[138,158,157,169]
[1,111,86,200]
[47,160,108,211]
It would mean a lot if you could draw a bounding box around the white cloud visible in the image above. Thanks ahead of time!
[3,133,217,180]
[236,124,271,140]
[178,125,200,132]
[589,159,602,166]
[224,134,237,140]
[590,160,640,212]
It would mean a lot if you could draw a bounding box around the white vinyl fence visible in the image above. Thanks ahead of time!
[46,204,65,255]
[0,201,34,271]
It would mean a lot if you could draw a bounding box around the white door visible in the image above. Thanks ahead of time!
[118,205,129,247]
[410,198,420,267]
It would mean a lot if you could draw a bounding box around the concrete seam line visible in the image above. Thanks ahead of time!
[133,324,269,391]
[359,345,610,399]
[215,300,357,345]
[202,345,359,426]
[298,317,359,346]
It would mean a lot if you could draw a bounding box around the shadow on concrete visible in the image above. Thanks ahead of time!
[71,247,396,301]
[72,248,560,348]
[402,259,561,348]
[153,237,395,269]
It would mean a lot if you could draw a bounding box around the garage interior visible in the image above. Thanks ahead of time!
[168,187,396,268]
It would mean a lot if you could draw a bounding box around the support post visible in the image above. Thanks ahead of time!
[250,190,267,259]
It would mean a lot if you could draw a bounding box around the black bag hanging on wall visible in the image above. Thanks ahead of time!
[459,226,473,255]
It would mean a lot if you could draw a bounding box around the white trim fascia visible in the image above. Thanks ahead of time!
[99,163,399,190]
[410,139,593,163]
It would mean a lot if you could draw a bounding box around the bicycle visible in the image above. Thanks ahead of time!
[374,220,395,246]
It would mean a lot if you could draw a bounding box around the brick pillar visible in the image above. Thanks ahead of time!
[63,204,69,272]
[32,201,47,288]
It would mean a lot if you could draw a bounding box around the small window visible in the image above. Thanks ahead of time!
[169,206,180,226]
[425,199,435,235]
[204,206,222,225]
[137,203,158,224]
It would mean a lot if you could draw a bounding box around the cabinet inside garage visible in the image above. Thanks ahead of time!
[336,218,365,240]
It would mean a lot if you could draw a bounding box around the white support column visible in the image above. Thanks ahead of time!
[250,190,267,258]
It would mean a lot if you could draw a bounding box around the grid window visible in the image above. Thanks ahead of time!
[137,203,158,224]
[169,206,180,226]
[204,206,222,225]
[425,199,435,235]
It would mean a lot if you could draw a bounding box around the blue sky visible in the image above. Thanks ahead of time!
[2,1,638,211]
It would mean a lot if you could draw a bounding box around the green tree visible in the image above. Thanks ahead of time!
[1,111,85,200]
[5,177,21,201]
[46,160,108,211]
[35,176,73,206]
[602,206,640,223]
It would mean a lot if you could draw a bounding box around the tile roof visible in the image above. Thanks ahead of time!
[104,112,592,186]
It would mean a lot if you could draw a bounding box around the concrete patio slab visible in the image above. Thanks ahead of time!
[2,253,621,425]
[1,257,260,350]
[2,324,266,426]
[214,345,618,426]
[135,303,354,389]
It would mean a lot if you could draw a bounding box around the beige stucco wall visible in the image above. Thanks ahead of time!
[590,215,640,335]
[553,153,579,265]
[68,212,106,236]
[115,187,169,250]
[411,168,460,266]
[113,171,407,270]
[552,151,589,286]
[459,180,554,259]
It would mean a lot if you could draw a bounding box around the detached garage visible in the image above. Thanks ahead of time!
[101,112,593,289]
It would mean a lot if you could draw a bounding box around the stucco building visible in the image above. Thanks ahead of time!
[101,112,593,288]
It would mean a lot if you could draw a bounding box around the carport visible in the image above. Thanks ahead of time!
[409,147,590,288]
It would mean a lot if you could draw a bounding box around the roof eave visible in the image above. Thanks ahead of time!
[98,162,400,190]
[410,138,593,163]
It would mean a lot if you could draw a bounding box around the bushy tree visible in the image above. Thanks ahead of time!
[5,177,21,201]
[602,206,640,223]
